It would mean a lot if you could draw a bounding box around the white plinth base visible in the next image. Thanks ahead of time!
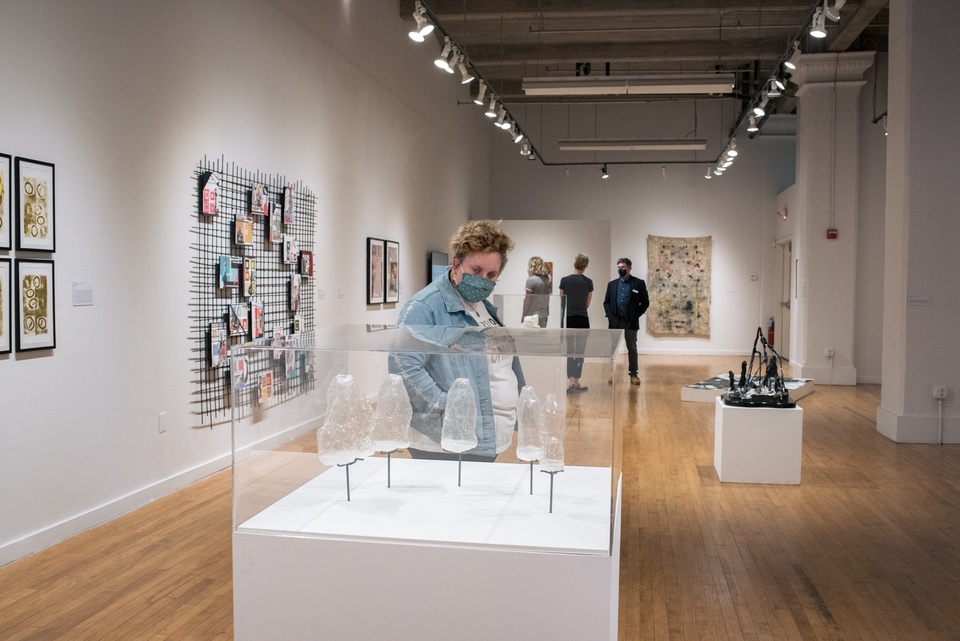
[714,397,803,484]
[234,459,621,641]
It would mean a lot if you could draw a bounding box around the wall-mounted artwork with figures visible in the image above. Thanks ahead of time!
[385,240,399,303]
[367,237,385,304]
[0,153,11,249]
[16,158,55,252]
[15,259,55,352]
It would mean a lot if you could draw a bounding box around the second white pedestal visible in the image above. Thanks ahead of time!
[714,397,803,484]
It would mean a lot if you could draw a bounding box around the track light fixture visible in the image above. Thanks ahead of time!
[434,38,453,71]
[753,97,769,118]
[408,1,434,42]
[810,7,827,38]
[784,43,802,71]
[823,0,847,22]
[765,79,782,99]
[601,164,609,179]
[520,139,531,156]
[704,165,712,180]
[457,59,474,84]
[510,124,524,143]
[726,140,738,157]
[484,96,497,118]
[495,107,509,129]
[747,113,759,133]
[473,80,487,106]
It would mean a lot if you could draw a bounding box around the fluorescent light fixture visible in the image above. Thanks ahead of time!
[522,74,735,96]
[408,1,434,42]
[474,80,487,105]
[601,164,609,179]
[747,114,759,132]
[557,138,708,152]
[810,8,827,38]
[485,96,497,118]
[824,0,847,21]
[434,38,452,70]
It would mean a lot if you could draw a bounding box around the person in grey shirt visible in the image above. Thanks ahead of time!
[559,254,593,392]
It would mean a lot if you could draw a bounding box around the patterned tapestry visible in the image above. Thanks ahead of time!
[646,235,712,337]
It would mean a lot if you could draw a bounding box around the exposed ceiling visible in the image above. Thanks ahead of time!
[400,0,888,166]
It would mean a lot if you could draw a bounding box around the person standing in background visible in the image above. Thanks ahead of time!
[602,257,649,386]
[522,256,552,327]
[559,254,593,392]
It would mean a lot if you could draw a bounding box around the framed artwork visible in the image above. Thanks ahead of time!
[232,355,248,388]
[199,171,219,216]
[209,322,228,368]
[428,250,448,284]
[250,300,264,339]
[290,273,301,312]
[283,235,299,265]
[283,185,296,224]
[242,258,257,297]
[15,258,55,352]
[0,259,10,354]
[385,240,400,303]
[228,303,249,336]
[15,157,56,252]
[259,371,273,404]
[250,183,269,216]
[300,250,313,277]
[268,203,282,244]
[218,255,240,289]
[292,312,301,335]
[367,237,385,304]
[0,153,10,249]
[234,214,254,246]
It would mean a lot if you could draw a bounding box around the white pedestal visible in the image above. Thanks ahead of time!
[714,397,803,484]
[234,459,621,641]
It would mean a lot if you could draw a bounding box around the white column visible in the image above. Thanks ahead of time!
[791,51,874,385]
[877,0,960,443]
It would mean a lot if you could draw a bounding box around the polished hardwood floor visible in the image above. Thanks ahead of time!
[2,355,960,640]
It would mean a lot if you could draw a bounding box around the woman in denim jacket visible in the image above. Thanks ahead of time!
[390,221,524,461]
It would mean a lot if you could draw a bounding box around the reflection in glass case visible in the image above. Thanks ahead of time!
[231,324,624,641]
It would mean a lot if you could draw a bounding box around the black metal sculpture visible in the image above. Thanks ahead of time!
[722,327,796,408]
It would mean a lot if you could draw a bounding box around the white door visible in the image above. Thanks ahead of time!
[773,240,792,359]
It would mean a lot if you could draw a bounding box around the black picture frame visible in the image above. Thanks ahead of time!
[0,153,11,250]
[14,258,55,352]
[0,258,11,354]
[15,157,56,252]
[366,237,385,305]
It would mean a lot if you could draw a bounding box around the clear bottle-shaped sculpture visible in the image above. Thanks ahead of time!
[539,392,565,472]
[372,374,412,451]
[440,378,478,453]
[316,374,375,466]
[515,386,542,461]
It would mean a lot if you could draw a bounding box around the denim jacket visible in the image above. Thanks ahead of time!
[389,269,525,457]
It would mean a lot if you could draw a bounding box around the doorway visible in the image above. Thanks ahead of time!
[773,240,792,359]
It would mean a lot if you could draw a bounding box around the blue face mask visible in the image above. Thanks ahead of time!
[457,272,496,303]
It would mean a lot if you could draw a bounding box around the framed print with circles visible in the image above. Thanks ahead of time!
[15,157,55,252]
[15,258,55,352]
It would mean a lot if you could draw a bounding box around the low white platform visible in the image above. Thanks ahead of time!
[682,375,814,403]
[714,397,803,484]
[234,458,621,641]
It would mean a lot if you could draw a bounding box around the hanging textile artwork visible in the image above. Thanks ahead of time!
[646,235,711,337]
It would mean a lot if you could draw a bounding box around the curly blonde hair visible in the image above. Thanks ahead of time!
[528,256,549,277]
[449,220,514,269]
[573,253,589,271]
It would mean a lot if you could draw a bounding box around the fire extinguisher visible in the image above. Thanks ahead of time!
[767,317,775,346]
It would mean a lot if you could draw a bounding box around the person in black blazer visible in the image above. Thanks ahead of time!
[602,257,649,385]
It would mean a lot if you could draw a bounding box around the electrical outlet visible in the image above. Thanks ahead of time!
[933,385,948,400]
[824,348,834,358]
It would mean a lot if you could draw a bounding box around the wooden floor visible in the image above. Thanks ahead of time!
[3,355,960,640]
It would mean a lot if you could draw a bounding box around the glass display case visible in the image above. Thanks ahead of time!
[231,324,623,641]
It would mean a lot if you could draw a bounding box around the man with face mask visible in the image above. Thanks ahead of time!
[390,221,525,461]
[602,257,649,386]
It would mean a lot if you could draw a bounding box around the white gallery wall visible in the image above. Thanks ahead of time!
[0,0,490,564]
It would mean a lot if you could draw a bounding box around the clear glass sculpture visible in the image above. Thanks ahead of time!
[515,385,542,461]
[372,373,412,451]
[440,378,478,453]
[316,374,374,466]
[539,392,565,472]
